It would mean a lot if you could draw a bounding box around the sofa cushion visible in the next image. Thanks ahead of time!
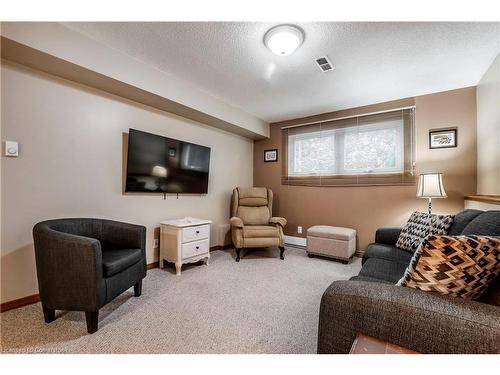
[397,235,500,300]
[349,275,394,285]
[447,209,483,235]
[102,248,143,277]
[243,225,279,238]
[362,243,414,265]
[461,211,500,236]
[395,211,454,252]
[358,258,408,283]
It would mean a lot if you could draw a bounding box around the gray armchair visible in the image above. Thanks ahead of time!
[33,218,146,333]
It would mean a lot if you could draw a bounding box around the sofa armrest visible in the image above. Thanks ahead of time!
[230,217,244,228]
[269,217,287,228]
[318,280,500,354]
[33,227,104,311]
[374,227,402,246]
[101,220,146,256]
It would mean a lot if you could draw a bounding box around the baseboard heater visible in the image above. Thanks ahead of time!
[284,235,307,248]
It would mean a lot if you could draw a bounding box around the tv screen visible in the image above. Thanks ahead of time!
[125,129,210,194]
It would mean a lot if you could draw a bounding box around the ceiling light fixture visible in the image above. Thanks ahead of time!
[264,25,304,56]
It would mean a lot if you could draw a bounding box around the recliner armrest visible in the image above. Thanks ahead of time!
[269,217,287,227]
[318,280,500,354]
[230,217,244,228]
[375,227,402,246]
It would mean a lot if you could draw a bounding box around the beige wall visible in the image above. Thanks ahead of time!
[476,53,500,194]
[1,62,253,304]
[254,87,477,252]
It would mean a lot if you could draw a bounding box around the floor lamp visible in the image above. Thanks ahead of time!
[416,173,447,214]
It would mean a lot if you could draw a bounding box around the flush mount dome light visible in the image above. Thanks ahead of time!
[264,25,304,56]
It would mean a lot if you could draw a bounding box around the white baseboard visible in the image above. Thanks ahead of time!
[284,235,307,248]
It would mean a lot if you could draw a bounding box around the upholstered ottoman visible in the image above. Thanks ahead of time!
[307,225,356,263]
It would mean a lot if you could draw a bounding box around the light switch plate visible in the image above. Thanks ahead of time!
[4,141,19,157]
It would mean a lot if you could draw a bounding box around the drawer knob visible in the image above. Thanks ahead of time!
[196,230,200,234]
[196,246,199,249]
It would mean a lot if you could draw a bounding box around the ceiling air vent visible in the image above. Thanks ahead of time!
[315,56,334,72]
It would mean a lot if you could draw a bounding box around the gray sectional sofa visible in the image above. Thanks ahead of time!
[318,209,500,354]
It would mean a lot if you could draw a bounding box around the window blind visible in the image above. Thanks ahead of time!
[281,107,416,187]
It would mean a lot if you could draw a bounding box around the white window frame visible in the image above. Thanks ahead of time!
[288,120,404,177]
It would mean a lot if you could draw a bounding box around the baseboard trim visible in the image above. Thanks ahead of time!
[147,261,160,270]
[210,244,233,251]
[1,293,40,313]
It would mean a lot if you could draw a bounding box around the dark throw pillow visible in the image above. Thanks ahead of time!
[397,235,500,300]
[395,211,454,252]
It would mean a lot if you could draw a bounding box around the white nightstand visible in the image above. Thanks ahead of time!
[159,218,212,275]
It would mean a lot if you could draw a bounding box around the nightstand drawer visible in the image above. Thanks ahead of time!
[182,224,210,243]
[182,239,209,259]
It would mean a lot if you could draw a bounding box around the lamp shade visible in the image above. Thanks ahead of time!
[416,173,447,198]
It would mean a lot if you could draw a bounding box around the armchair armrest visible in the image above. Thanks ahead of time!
[230,216,244,228]
[33,226,104,311]
[269,217,287,228]
[375,227,402,246]
[318,280,500,354]
[101,220,146,255]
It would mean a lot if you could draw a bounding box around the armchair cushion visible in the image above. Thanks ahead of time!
[269,217,287,227]
[243,225,279,238]
[237,206,270,225]
[230,216,244,228]
[102,248,143,277]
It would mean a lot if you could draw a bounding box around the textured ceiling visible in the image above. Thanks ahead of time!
[63,22,499,123]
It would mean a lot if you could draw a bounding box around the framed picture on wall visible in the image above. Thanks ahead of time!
[264,149,278,162]
[429,128,457,149]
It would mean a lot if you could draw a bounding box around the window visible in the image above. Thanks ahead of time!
[282,108,415,186]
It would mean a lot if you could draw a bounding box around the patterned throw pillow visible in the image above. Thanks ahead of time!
[397,235,500,300]
[395,211,454,252]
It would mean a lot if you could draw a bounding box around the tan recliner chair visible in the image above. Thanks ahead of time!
[230,187,287,262]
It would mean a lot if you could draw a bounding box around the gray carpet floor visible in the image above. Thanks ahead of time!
[1,247,361,354]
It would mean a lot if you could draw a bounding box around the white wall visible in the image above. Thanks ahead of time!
[1,62,253,303]
[1,22,269,139]
[476,53,500,194]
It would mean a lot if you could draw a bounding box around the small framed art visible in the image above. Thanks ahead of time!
[264,149,278,162]
[429,128,457,149]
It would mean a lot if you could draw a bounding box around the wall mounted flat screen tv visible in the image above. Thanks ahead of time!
[125,129,210,194]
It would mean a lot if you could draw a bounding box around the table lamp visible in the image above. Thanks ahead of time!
[416,173,447,214]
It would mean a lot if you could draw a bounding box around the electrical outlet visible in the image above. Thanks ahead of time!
[297,226,303,234]
[153,238,159,248]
